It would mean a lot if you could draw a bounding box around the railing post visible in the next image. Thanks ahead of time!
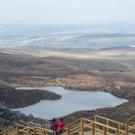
[116,127,119,135]
[67,125,69,135]
[43,129,46,135]
[94,115,97,129]
[92,123,95,135]
[16,125,19,135]
[80,118,84,135]
[33,128,36,135]
[117,124,121,135]
[28,127,30,135]
[104,127,107,135]
[94,115,97,122]
[106,119,109,134]
[125,124,129,135]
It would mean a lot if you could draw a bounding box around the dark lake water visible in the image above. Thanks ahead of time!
[13,87,128,120]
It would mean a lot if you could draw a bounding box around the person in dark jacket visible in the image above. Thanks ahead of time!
[51,118,57,135]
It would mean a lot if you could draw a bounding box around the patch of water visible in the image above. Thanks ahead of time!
[14,87,128,119]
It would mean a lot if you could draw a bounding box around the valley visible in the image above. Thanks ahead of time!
[0,33,135,126]
[0,51,135,123]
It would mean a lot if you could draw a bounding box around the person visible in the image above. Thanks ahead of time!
[50,118,57,135]
[57,118,64,135]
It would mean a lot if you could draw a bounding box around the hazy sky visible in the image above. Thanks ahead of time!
[0,0,135,25]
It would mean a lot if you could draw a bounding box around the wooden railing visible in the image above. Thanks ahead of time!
[0,122,53,135]
[0,115,135,135]
[124,115,135,135]
[64,115,135,135]
[18,122,53,135]
[0,127,18,135]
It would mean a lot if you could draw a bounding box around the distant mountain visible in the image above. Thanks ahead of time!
[99,46,135,51]
[1,33,135,51]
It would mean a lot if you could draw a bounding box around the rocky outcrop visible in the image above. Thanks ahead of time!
[0,106,49,129]
[0,85,61,108]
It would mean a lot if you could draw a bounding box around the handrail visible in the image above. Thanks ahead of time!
[67,119,81,126]
[26,121,49,129]
[81,117,93,123]
[95,115,124,125]
[126,115,135,124]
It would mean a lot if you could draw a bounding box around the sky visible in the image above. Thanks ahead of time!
[0,0,135,25]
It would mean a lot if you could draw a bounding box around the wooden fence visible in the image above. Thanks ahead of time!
[0,115,135,135]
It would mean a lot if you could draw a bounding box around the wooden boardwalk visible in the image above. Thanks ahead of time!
[0,115,135,135]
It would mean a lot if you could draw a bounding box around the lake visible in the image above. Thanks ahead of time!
[14,87,128,119]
